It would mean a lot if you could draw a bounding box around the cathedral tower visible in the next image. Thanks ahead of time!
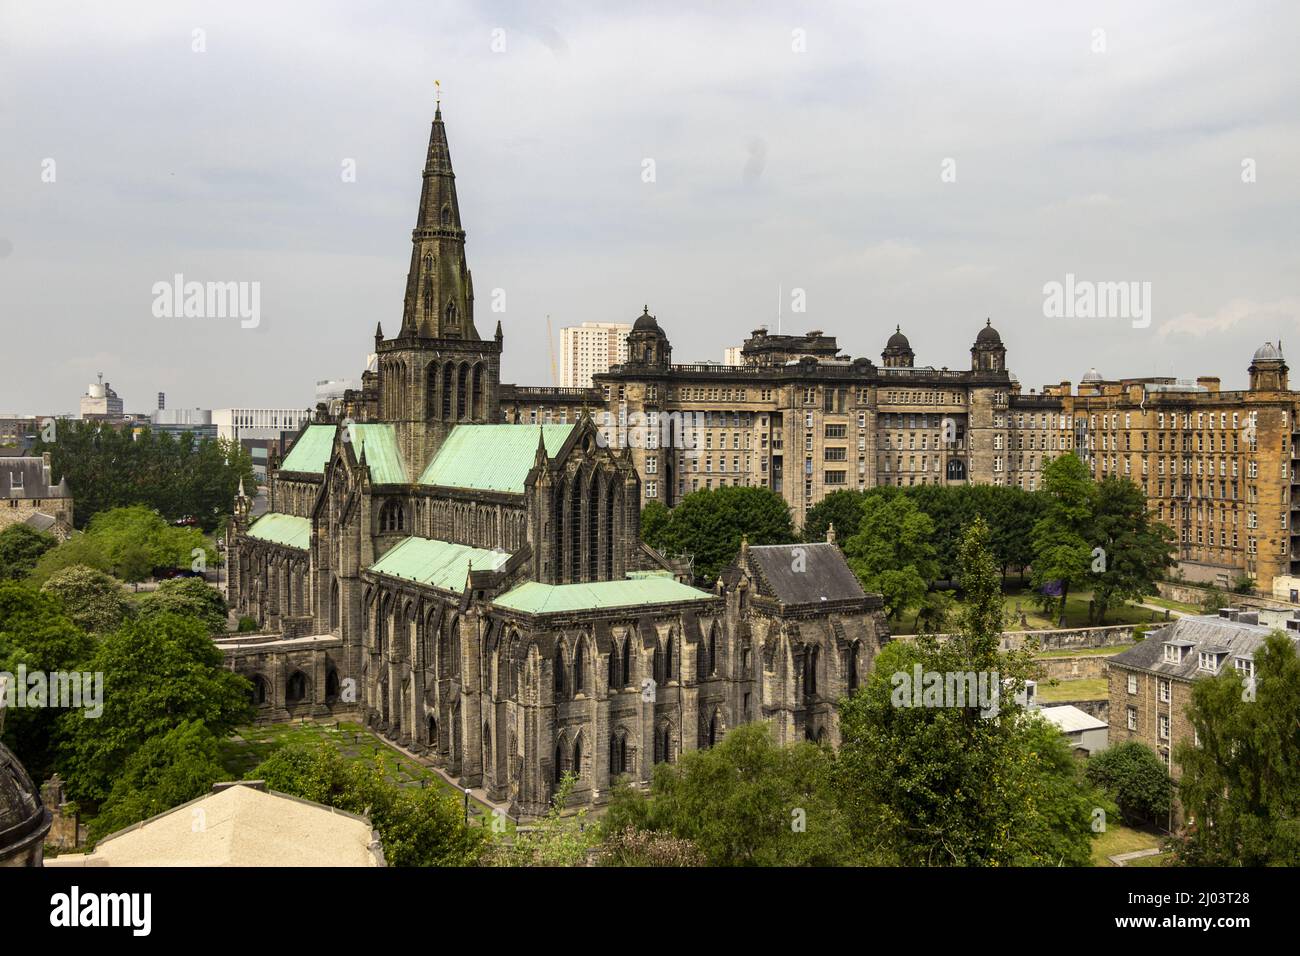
[375,103,502,468]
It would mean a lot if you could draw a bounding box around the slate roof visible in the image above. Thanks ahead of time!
[419,424,574,494]
[246,513,312,550]
[368,536,511,592]
[1,457,69,499]
[492,577,715,615]
[1107,614,1283,680]
[746,542,867,606]
[22,513,58,533]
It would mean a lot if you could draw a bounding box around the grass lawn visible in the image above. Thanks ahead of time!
[1141,595,1202,615]
[1036,678,1108,702]
[893,587,1171,635]
[1090,823,1166,866]
[219,719,505,827]
[1035,643,1134,659]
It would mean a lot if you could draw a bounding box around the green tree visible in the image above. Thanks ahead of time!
[640,501,671,553]
[803,489,871,545]
[651,486,794,584]
[1085,741,1173,827]
[601,722,857,866]
[1089,478,1175,623]
[26,533,113,587]
[58,613,253,803]
[255,744,485,866]
[1173,631,1300,866]
[40,565,134,635]
[1030,453,1096,625]
[842,494,937,623]
[33,422,255,531]
[0,524,57,581]
[88,719,227,842]
[85,505,212,577]
[836,518,1099,865]
[485,771,598,867]
[136,577,229,633]
[1198,585,1229,615]
[0,584,95,780]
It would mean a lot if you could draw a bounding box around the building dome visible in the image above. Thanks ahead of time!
[886,326,910,350]
[632,306,660,332]
[975,318,1002,346]
[0,739,51,866]
[1253,341,1284,362]
[1081,367,1103,383]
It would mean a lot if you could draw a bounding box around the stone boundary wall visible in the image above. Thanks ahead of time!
[1034,655,1112,682]
[1157,580,1300,613]
[894,623,1140,651]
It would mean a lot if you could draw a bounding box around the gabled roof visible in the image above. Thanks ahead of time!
[368,536,511,592]
[746,542,866,606]
[44,784,380,867]
[348,423,406,484]
[419,424,574,493]
[1108,614,1282,679]
[278,423,406,484]
[246,512,311,550]
[0,457,69,499]
[492,577,715,615]
[278,424,337,474]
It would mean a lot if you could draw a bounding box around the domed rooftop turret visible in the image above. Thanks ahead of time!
[0,737,51,866]
[632,305,660,332]
[975,317,1002,346]
[1253,341,1284,362]
[1081,367,1103,383]
[886,326,910,349]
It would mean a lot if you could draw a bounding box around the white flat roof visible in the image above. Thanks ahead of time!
[1038,704,1107,734]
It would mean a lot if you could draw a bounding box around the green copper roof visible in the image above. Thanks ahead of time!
[492,578,715,615]
[279,424,336,474]
[246,512,312,550]
[368,536,511,592]
[419,424,575,493]
[348,423,407,484]
[277,423,406,484]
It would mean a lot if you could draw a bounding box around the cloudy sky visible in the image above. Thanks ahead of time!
[1,0,1297,415]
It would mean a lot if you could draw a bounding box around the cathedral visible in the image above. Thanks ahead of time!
[224,103,888,817]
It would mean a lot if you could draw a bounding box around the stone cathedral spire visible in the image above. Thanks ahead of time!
[400,103,477,339]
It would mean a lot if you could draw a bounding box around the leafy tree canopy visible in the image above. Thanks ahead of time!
[255,743,485,867]
[33,421,255,531]
[644,486,794,584]
[40,565,134,635]
[602,722,859,866]
[58,612,253,803]
[1174,631,1300,866]
[0,524,58,581]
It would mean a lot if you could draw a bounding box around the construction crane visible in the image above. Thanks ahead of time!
[546,313,558,386]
